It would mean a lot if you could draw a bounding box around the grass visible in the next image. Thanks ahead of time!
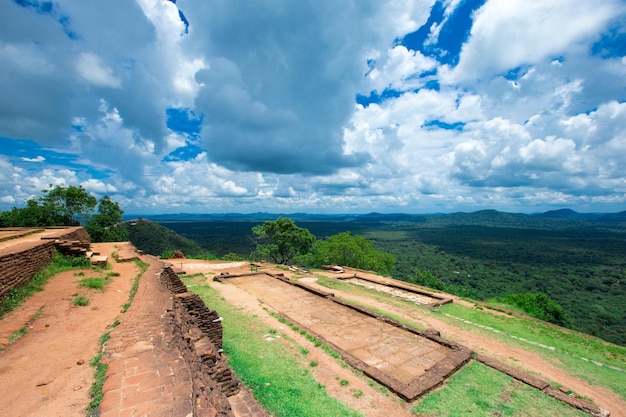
[8,327,28,344]
[78,277,110,291]
[0,252,91,318]
[72,295,89,306]
[182,275,363,417]
[121,259,149,313]
[412,361,589,417]
[436,302,626,401]
[87,330,111,415]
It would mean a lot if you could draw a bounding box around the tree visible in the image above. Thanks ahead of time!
[39,184,97,225]
[306,231,395,275]
[410,270,447,291]
[251,217,315,264]
[86,196,129,242]
[0,199,49,227]
[0,185,97,227]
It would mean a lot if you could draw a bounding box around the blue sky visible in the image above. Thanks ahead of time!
[1,0,625,214]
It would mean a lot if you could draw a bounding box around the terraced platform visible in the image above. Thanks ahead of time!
[221,273,470,401]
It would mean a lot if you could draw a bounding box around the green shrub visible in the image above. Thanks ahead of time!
[72,295,89,306]
[495,292,570,326]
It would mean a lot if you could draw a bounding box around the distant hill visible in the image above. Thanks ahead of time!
[599,211,626,222]
[531,208,602,222]
[123,218,207,257]
[127,208,626,226]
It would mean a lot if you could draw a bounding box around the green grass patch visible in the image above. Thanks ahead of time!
[87,330,112,415]
[8,327,28,344]
[87,361,108,415]
[0,252,91,318]
[182,276,363,417]
[72,295,89,306]
[437,303,626,401]
[78,277,110,291]
[413,361,588,417]
[121,259,149,313]
[98,331,111,345]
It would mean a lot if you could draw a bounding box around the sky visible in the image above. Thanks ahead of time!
[1,0,625,214]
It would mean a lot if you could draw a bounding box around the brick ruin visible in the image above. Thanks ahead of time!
[160,266,246,416]
[217,270,472,402]
[0,227,91,300]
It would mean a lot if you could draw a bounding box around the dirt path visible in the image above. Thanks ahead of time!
[0,243,139,417]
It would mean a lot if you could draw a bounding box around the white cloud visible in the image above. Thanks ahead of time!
[76,52,122,88]
[366,45,438,92]
[443,0,623,84]
[21,156,45,163]
[80,179,118,194]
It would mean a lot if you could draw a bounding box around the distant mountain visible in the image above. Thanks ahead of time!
[126,208,626,227]
[531,209,604,222]
[433,209,529,226]
[356,212,425,222]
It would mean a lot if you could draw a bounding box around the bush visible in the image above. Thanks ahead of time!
[497,292,570,327]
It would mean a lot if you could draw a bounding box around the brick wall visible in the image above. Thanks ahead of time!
[161,267,240,417]
[0,227,91,300]
[0,241,56,300]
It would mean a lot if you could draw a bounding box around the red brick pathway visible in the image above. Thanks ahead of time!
[99,256,193,417]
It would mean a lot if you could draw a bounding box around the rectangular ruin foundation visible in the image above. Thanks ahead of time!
[217,272,471,401]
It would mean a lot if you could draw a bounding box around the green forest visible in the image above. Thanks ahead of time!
[147,213,626,346]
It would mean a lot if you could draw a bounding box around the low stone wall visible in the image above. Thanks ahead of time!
[160,267,240,416]
[0,227,90,300]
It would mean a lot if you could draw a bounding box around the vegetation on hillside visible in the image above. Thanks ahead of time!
[154,214,626,345]
[123,218,211,258]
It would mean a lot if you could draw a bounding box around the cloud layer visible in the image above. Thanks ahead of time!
[0,0,625,213]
